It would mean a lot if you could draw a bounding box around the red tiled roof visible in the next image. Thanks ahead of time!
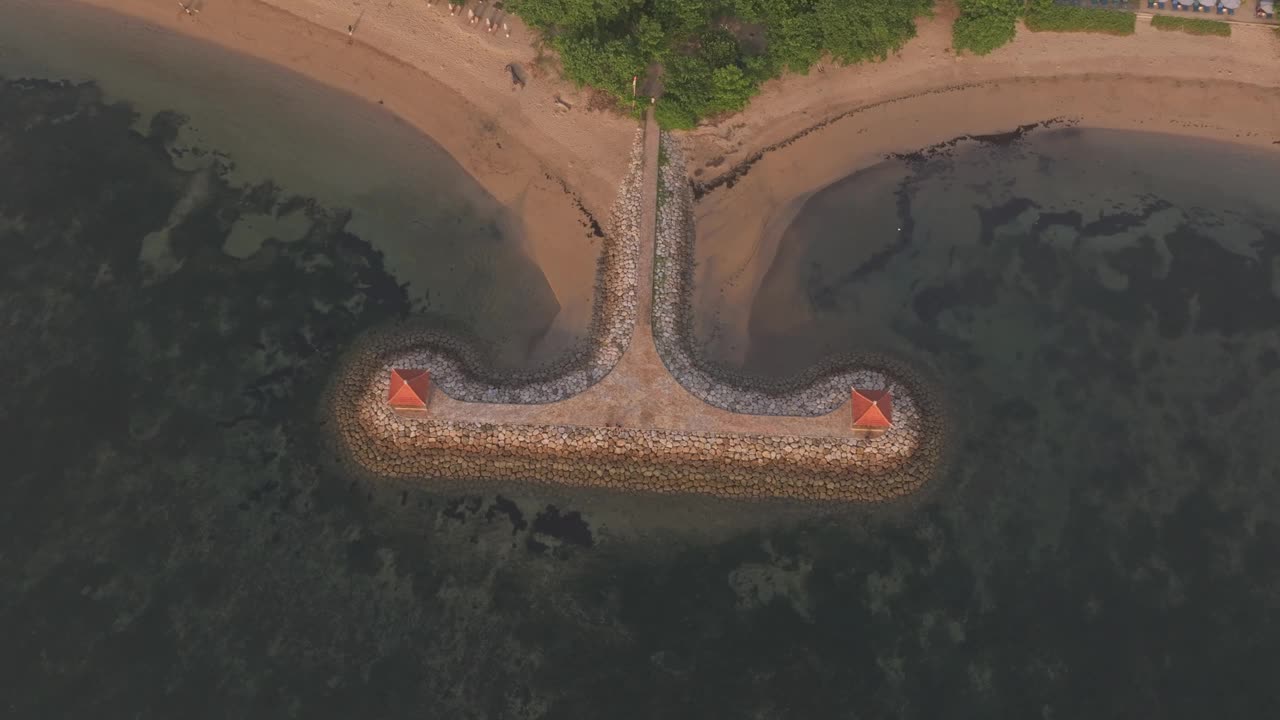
[851,389,892,430]
[388,368,431,409]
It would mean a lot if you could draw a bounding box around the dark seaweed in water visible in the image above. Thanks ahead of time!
[2,78,1280,719]
[687,78,1077,200]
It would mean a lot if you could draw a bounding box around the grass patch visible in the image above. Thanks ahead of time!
[1025,5,1136,35]
[1151,14,1232,37]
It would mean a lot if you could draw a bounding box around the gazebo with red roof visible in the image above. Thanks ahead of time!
[388,368,431,415]
[851,388,892,438]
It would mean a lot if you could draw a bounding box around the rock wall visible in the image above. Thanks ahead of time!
[329,329,943,503]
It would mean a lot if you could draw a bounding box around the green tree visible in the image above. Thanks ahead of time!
[508,0,646,34]
[510,0,936,128]
[952,0,1022,55]
[635,14,666,60]
[708,65,756,114]
[554,36,645,98]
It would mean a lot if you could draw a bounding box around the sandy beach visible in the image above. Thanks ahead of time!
[61,0,638,215]
[41,1,1278,218]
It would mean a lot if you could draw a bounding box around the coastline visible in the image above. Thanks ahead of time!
[16,0,634,366]
[691,69,1280,364]
[44,0,1280,216]
[681,4,1280,365]
[685,3,1280,177]
[16,0,1280,502]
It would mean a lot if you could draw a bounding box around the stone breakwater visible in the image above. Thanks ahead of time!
[329,328,942,502]
[325,120,949,502]
[387,129,644,404]
[653,131,918,419]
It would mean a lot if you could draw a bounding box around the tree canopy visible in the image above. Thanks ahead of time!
[952,0,1022,55]
[507,0,934,128]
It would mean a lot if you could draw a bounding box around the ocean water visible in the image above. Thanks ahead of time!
[3,61,1280,720]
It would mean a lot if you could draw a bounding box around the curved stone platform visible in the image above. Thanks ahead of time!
[327,110,948,502]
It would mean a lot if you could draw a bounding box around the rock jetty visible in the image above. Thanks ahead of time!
[325,125,949,502]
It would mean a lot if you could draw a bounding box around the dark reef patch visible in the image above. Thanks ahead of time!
[530,505,594,548]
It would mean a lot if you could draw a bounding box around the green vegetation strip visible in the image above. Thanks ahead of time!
[953,0,1022,55]
[955,1,1139,56]
[1024,5,1135,35]
[506,0,932,129]
[1151,14,1232,37]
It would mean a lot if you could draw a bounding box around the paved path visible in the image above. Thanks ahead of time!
[634,105,659,336]
[417,108,859,439]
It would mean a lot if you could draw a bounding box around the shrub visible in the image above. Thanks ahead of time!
[1151,14,1231,37]
[952,0,1022,55]
[1025,5,1136,35]
[509,0,934,128]
[551,35,645,98]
